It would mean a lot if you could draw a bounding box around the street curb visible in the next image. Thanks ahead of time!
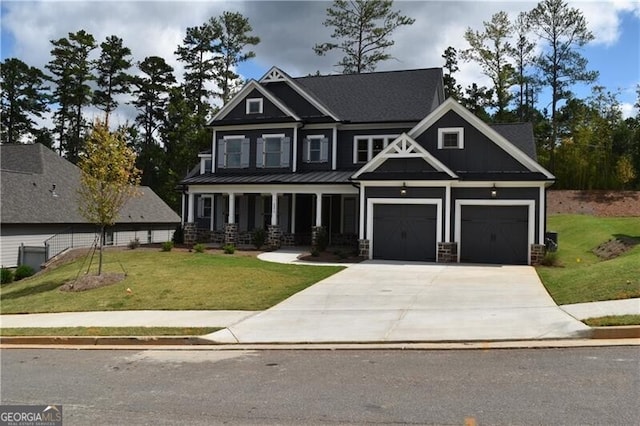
[590,326,640,339]
[0,336,212,346]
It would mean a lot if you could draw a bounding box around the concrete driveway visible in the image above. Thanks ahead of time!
[205,261,590,343]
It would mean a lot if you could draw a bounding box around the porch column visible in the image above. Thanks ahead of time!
[271,192,278,226]
[228,192,236,224]
[210,195,215,231]
[315,192,323,227]
[181,192,185,225]
[187,192,195,223]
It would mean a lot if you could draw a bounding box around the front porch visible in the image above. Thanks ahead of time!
[182,185,360,250]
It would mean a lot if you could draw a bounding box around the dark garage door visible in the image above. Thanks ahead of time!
[373,204,437,261]
[460,205,528,265]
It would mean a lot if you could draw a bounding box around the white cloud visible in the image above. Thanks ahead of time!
[620,101,638,119]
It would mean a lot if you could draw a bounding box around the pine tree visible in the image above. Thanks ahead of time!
[314,0,414,74]
[94,35,132,124]
[442,47,463,100]
[1,58,49,144]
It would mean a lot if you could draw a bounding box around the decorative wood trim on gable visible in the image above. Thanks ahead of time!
[259,66,341,122]
[208,79,301,123]
[351,133,458,179]
[408,98,554,180]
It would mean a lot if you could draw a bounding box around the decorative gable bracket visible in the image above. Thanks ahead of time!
[351,133,458,179]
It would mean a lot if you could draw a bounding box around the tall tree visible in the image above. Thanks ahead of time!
[78,120,140,275]
[512,12,537,121]
[528,0,598,171]
[314,0,415,74]
[0,58,49,144]
[46,30,97,163]
[461,11,516,122]
[441,46,463,100]
[175,23,217,116]
[130,56,176,187]
[94,35,132,124]
[211,11,260,105]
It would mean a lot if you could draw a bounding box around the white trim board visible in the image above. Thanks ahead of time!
[454,199,536,265]
[366,198,442,261]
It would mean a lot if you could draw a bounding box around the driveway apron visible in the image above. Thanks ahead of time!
[205,261,590,343]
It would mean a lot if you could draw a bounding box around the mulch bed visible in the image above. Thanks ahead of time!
[298,250,365,263]
[592,237,640,260]
[59,272,126,292]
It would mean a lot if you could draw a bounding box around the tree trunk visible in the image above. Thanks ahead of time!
[99,225,104,276]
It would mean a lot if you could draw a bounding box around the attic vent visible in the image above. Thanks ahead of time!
[246,98,263,114]
[438,127,464,149]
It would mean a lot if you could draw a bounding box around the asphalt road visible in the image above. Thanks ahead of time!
[1,347,638,425]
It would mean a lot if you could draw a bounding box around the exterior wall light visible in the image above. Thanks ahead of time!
[490,184,497,198]
[400,183,407,196]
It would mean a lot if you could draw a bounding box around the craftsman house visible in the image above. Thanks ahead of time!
[180,67,554,265]
[1,143,180,268]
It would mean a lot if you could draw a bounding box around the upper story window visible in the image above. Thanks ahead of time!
[246,98,263,114]
[303,135,329,163]
[199,156,212,174]
[217,136,249,169]
[257,134,291,168]
[438,127,464,149]
[353,135,397,163]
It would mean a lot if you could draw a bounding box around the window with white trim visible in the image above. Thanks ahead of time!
[246,98,263,114]
[304,135,329,163]
[197,196,212,218]
[353,135,397,163]
[225,138,243,167]
[257,134,291,168]
[438,127,464,149]
[200,156,212,174]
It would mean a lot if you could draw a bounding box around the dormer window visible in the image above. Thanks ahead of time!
[438,127,464,149]
[246,98,263,114]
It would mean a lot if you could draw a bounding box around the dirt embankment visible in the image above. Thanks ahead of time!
[547,190,640,217]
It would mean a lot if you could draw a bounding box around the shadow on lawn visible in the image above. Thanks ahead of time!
[1,280,63,300]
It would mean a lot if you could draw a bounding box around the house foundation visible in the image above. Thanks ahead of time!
[358,239,370,258]
[530,244,546,265]
[184,223,198,245]
[267,225,282,249]
[437,242,458,263]
[224,223,238,246]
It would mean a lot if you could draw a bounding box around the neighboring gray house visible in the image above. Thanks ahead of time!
[180,67,554,265]
[0,143,180,268]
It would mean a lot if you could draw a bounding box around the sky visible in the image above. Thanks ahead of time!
[1,0,639,128]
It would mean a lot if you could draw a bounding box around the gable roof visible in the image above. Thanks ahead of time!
[408,98,554,179]
[208,79,301,124]
[294,68,445,123]
[0,144,180,224]
[490,122,537,161]
[352,133,457,180]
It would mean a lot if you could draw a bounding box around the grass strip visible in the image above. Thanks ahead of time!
[582,315,640,327]
[0,327,221,337]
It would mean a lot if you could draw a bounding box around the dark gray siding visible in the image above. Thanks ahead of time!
[415,110,529,174]
[376,158,438,173]
[264,82,325,119]
[223,89,291,121]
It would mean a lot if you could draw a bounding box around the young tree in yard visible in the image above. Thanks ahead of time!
[461,11,516,122]
[0,58,49,144]
[94,35,132,124]
[211,11,260,105]
[314,0,415,74]
[46,30,97,163]
[528,0,598,172]
[78,120,140,275]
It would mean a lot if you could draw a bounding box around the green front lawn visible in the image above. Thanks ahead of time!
[537,215,640,305]
[583,315,640,327]
[0,249,343,314]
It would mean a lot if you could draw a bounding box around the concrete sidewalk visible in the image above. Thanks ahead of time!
[561,298,640,320]
[0,310,257,328]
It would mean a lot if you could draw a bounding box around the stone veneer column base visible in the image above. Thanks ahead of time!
[183,223,197,246]
[267,225,282,249]
[311,226,326,248]
[530,244,546,265]
[437,242,458,263]
[358,239,370,258]
[224,223,238,246]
